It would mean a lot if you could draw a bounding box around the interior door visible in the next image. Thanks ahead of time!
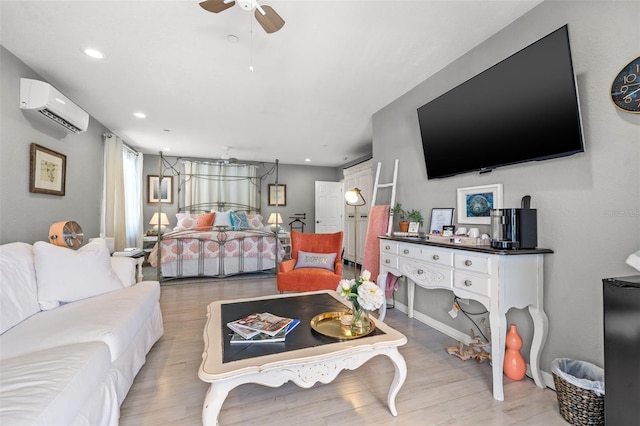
[315,181,343,234]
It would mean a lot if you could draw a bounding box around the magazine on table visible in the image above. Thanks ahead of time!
[227,312,294,337]
[229,319,300,344]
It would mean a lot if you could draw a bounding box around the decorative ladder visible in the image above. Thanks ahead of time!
[370,159,399,236]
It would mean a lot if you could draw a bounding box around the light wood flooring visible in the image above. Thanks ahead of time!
[119,273,566,425]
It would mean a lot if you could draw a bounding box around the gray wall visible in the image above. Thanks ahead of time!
[372,1,640,375]
[0,46,108,245]
[141,154,341,234]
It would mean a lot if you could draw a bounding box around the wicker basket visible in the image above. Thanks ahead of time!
[553,372,604,425]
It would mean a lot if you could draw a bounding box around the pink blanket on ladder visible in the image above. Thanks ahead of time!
[361,205,390,282]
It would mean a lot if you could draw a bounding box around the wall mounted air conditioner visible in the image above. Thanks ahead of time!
[19,78,89,133]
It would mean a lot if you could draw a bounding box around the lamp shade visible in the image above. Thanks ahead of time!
[149,212,169,226]
[345,187,366,206]
[267,213,283,224]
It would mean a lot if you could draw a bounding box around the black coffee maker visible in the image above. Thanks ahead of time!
[490,195,537,250]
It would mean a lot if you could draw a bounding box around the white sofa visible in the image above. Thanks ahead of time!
[0,239,164,425]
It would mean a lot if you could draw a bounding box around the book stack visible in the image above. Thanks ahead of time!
[227,312,299,344]
[112,247,144,257]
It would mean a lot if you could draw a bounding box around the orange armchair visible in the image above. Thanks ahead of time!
[277,231,344,292]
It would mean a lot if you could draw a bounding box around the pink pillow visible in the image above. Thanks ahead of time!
[174,213,199,231]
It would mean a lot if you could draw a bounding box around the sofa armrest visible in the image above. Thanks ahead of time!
[110,257,136,287]
[279,259,297,273]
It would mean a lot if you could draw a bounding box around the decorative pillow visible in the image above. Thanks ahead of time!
[213,210,233,228]
[246,214,264,229]
[0,242,41,334]
[174,213,200,231]
[33,238,124,310]
[195,212,215,231]
[231,212,250,230]
[294,250,337,271]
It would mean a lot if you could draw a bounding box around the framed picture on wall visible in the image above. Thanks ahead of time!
[147,175,173,204]
[29,143,66,196]
[456,184,503,225]
[268,184,286,206]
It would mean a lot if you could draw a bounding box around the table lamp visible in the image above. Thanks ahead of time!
[149,212,170,234]
[267,212,283,233]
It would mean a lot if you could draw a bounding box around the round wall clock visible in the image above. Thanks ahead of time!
[611,56,640,113]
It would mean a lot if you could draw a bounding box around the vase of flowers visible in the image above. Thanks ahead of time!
[336,270,385,334]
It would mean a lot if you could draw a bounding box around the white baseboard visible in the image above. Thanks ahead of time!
[391,300,554,389]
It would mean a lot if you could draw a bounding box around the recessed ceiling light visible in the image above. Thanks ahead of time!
[83,48,104,59]
[163,147,171,152]
[133,112,146,118]
[305,158,311,162]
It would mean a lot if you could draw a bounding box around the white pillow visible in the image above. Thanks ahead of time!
[0,242,41,334]
[33,239,124,310]
[213,210,233,228]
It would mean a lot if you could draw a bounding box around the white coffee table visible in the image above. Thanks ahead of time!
[198,290,407,425]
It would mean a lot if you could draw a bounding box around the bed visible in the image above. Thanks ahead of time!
[148,210,284,279]
[149,155,285,281]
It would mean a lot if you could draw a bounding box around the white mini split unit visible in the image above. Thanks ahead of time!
[19,78,89,133]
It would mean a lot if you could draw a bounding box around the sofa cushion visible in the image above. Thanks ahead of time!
[0,242,41,335]
[0,342,110,426]
[0,281,160,362]
[33,239,123,310]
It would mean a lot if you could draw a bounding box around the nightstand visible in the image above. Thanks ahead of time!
[277,232,291,260]
[143,235,158,265]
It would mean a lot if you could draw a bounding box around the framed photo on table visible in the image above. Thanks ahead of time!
[456,184,503,225]
[147,175,173,204]
[268,184,286,206]
[429,208,454,233]
[29,143,66,196]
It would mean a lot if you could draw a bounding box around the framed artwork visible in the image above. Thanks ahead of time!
[429,208,455,233]
[268,184,286,206]
[456,184,503,225]
[29,143,66,196]
[147,175,173,204]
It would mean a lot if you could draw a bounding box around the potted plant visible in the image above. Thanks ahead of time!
[392,203,410,232]
[406,209,424,232]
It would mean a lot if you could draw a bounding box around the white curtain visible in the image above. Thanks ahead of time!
[122,147,143,248]
[183,161,259,211]
[102,134,143,251]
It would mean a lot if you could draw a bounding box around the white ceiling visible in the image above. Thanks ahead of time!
[1,1,541,166]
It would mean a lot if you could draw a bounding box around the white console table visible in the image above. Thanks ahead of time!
[378,236,552,401]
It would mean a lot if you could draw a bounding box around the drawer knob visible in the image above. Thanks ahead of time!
[385,259,390,264]
[403,249,410,254]
[465,260,473,266]
[432,254,439,261]
[464,279,473,286]
[385,245,390,250]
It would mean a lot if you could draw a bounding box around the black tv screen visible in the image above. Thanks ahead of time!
[418,25,584,179]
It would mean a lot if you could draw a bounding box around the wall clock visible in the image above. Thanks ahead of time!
[611,56,640,113]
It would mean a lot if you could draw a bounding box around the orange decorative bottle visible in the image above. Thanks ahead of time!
[504,323,526,380]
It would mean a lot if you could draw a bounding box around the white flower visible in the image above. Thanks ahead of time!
[337,279,355,299]
[361,270,371,281]
[357,281,384,310]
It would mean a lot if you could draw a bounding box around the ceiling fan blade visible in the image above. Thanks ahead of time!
[199,0,235,14]
[254,5,285,34]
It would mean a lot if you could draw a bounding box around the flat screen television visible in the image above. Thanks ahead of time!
[417,25,584,179]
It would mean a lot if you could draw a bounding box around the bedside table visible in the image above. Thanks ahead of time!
[277,232,291,260]
[143,235,158,265]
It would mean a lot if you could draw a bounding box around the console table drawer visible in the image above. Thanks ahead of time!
[402,261,453,289]
[398,244,454,266]
[381,241,399,255]
[381,253,398,269]
[454,253,490,274]
[454,271,490,297]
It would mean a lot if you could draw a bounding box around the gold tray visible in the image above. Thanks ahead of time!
[310,311,376,340]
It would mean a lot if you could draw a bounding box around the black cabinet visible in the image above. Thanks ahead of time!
[603,275,640,425]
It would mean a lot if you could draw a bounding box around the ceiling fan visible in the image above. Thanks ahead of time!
[199,0,285,34]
